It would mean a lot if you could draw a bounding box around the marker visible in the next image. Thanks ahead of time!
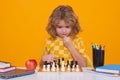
[95,44,99,50]
[99,44,102,50]
[102,45,105,50]
[92,43,95,49]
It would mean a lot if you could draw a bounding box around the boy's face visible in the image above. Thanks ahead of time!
[56,20,72,38]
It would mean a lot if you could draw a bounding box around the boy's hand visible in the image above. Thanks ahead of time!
[63,36,73,49]
[42,54,57,63]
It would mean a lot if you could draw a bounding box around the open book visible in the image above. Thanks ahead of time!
[96,64,120,74]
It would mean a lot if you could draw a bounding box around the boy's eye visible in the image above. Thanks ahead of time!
[66,26,70,28]
[57,26,62,28]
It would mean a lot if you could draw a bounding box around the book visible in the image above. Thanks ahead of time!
[0,61,11,68]
[96,64,120,74]
[0,66,16,73]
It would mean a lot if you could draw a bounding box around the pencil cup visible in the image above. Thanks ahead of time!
[92,49,104,68]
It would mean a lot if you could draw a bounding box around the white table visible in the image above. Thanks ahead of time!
[0,67,120,80]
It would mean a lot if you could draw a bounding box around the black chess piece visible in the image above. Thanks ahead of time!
[58,58,61,68]
[70,60,74,68]
[44,61,47,68]
[75,61,78,68]
[62,58,64,61]
[66,60,69,67]
[54,60,57,68]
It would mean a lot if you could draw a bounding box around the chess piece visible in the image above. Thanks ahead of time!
[76,65,79,72]
[42,65,46,72]
[67,65,70,71]
[61,65,65,71]
[66,60,69,67]
[51,62,55,71]
[70,60,74,68]
[54,60,57,68]
[72,65,75,71]
[56,65,59,71]
[75,61,80,72]
[47,63,50,72]
[61,58,65,71]
[58,59,61,68]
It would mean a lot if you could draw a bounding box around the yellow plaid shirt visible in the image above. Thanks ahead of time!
[42,36,92,67]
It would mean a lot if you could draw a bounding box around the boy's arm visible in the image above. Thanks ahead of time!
[67,45,87,67]
[63,37,87,67]
[39,59,44,68]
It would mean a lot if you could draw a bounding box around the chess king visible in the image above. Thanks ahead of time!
[39,5,92,71]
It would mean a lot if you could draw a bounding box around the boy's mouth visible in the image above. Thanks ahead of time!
[61,34,66,35]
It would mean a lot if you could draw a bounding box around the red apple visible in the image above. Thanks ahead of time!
[25,59,37,71]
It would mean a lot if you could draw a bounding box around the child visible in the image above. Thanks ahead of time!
[40,5,92,67]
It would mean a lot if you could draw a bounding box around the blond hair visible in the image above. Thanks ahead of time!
[46,5,82,38]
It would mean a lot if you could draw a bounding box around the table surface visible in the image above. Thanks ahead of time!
[0,67,120,80]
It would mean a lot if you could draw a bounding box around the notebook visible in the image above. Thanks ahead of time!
[96,64,120,74]
[0,68,35,79]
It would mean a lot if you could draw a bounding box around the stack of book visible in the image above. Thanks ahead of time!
[96,64,120,74]
[0,61,16,73]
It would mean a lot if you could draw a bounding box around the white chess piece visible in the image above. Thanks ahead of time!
[76,65,79,72]
[51,62,55,71]
[67,65,70,71]
[61,60,65,71]
[56,65,59,71]
[42,65,46,72]
[47,64,50,72]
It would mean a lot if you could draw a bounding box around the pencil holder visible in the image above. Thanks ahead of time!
[92,49,104,68]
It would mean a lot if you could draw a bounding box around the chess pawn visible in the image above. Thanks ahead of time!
[42,65,46,72]
[61,58,65,71]
[72,65,75,71]
[57,58,61,68]
[61,65,65,71]
[58,59,61,64]
[67,65,70,71]
[56,65,59,71]
[47,63,50,72]
[61,63,65,71]
[51,62,55,71]
[70,60,74,68]
[66,60,69,67]
[75,65,79,72]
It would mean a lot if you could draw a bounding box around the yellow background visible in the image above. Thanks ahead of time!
[0,0,120,67]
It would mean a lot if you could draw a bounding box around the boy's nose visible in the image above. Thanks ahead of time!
[62,29,66,32]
